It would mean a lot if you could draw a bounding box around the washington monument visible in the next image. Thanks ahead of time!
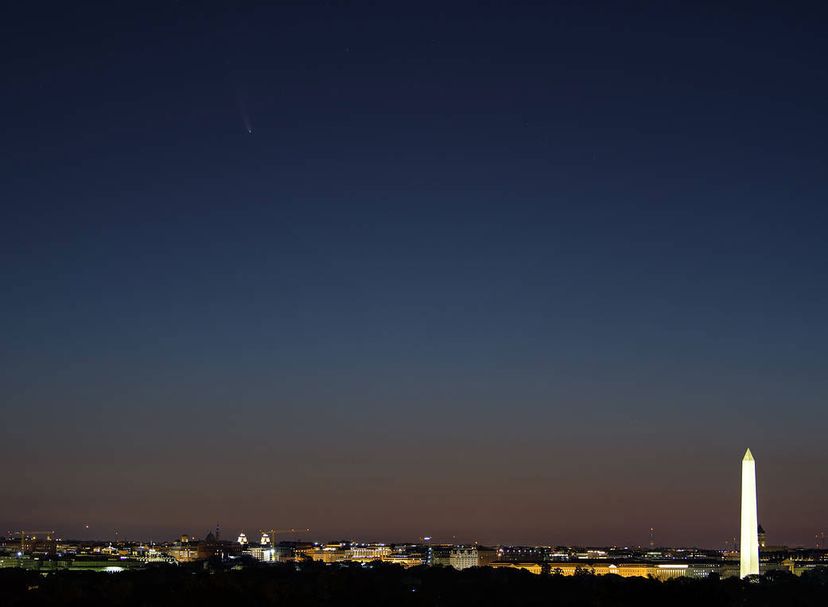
[740,448,759,578]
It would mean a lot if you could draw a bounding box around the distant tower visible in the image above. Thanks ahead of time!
[740,448,760,578]
[758,525,766,549]
[237,532,248,546]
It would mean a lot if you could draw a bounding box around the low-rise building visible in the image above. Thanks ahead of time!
[350,544,392,563]
[449,546,498,570]
[490,561,544,574]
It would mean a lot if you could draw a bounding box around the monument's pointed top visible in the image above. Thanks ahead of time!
[743,448,754,461]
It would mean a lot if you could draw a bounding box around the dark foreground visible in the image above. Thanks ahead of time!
[2,563,828,607]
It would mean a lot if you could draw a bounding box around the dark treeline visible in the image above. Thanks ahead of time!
[2,562,828,607]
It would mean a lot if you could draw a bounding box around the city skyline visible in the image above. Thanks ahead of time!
[3,2,828,549]
[6,448,822,550]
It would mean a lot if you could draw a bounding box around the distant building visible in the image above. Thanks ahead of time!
[490,562,544,574]
[350,544,392,562]
[19,532,56,556]
[498,546,558,562]
[396,544,428,566]
[167,536,200,563]
[384,553,426,567]
[449,546,497,570]
[197,531,241,560]
[428,545,453,567]
[166,531,241,562]
[499,561,724,580]
[308,542,352,563]
[247,546,276,562]
[271,541,312,561]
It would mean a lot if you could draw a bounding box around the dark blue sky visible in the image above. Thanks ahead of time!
[2,1,827,546]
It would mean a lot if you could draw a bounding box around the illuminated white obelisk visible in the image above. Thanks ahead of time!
[740,448,759,578]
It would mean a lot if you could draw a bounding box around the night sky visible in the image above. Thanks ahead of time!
[2,1,827,547]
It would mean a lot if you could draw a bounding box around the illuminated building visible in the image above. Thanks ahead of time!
[384,553,426,567]
[308,542,352,563]
[498,546,557,562]
[740,448,760,578]
[490,562,544,574]
[247,546,276,562]
[494,561,722,580]
[349,544,392,562]
[167,536,199,563]
[301,542,421,566]
[428,545,453,566]
[275,542,308,561]
[449,546,497,570]
[19,531,56,556]
[166,532,242,561]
